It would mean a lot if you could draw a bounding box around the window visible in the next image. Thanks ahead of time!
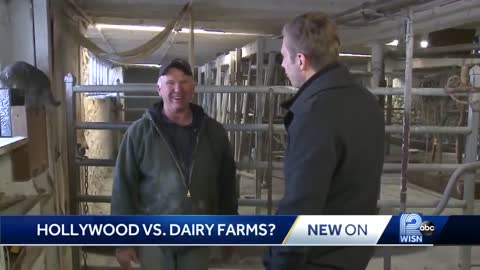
[0,88,11,137]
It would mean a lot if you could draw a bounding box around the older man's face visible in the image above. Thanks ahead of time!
[157,68,195,113]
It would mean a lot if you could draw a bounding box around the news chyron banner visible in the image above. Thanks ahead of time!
[0,214,479,246]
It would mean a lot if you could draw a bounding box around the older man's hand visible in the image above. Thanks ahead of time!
[116,247,138,270]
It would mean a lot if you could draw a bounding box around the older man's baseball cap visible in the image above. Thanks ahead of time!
[158,58,193,77]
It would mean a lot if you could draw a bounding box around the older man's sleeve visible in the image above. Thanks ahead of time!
[111,130,141,215]
[217,128,239,215]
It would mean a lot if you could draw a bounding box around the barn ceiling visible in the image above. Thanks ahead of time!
[77,0,480,66]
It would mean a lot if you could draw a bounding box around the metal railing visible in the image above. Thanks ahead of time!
[65,76,479,270]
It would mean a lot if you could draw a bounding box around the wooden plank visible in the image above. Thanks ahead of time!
[0,194,50,214]
[0,137,27,156]
[0,195,26,211]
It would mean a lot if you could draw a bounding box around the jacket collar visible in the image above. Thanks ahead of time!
[146,101,205,129]
[282,63,353,114]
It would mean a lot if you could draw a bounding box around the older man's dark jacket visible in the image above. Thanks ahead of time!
[264,63,385,270]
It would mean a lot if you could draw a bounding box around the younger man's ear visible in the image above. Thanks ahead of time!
[297,53,307,71]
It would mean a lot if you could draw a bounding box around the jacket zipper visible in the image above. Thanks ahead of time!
[188,120,205,197]
[148,117,189,196]
[148,115,205,198]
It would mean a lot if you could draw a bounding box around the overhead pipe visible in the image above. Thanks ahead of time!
[334,0,435,24]
[389,43,480,57]
[400,8,414,213]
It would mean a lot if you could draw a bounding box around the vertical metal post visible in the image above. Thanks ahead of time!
[267,88,274,214]
[215,59,222,121]
[235,48,243,162]
[255,39,265,214]
[371,40,392,270]
[65,74,80,270]
[386,92,393,154]
[459,65,480,270]
[400,8,414,213]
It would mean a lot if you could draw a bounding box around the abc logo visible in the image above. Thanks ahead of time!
[419,221,435,236]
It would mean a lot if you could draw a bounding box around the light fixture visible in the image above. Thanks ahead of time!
[339,53,372,58]
[420,34,429,48]
[94,24,271,36]
[386,39,399,46]
[124,64,162,68]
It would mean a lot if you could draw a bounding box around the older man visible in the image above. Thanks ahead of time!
[264,12,385,270]
[111,58,237,270]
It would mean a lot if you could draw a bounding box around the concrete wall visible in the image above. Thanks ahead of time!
[83,96,115,215]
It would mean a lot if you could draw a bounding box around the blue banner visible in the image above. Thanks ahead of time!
[0,214,479,245]
[0,215,296,245]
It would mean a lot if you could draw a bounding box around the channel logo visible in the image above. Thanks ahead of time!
[399,213,435,243]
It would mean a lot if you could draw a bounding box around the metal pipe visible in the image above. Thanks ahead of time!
[73,85,279,94]
[75,195,466,209]
[65,73,80,216]
[76,158,463,173]
[65,74,81,270]
[378,199,465,209]
[433,162,480,215]
[73,84,473,97]
[400,8,414,213]
[383,163,461,172]
[371,87,467,97]
[116,87,474,99]
[392,43,480,57]
[267,88,274,214]
[385,126,471,135]
[459,66,480,270]
[76,121,472,135]
[75,158,285,170]
[334,0,432,24]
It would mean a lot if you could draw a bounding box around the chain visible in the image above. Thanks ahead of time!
[83,163,89,215]
[78,144,89,269]
[82,250,88,270]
